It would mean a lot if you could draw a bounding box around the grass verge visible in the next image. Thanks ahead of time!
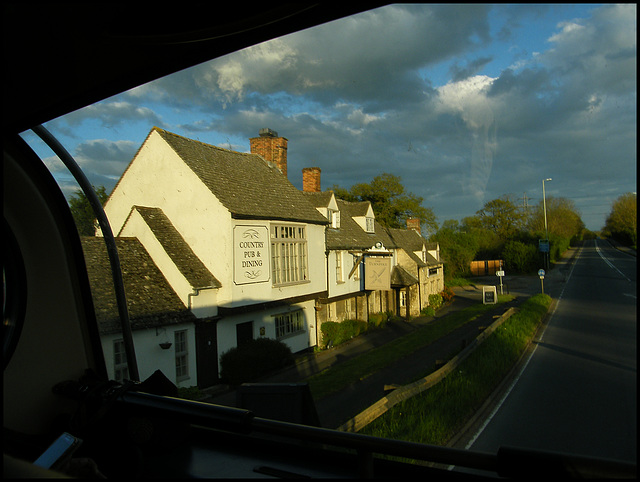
[306,294,514,400]
[359,293,551,451]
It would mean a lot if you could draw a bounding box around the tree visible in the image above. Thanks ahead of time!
[332,173,437,235]
[430,219,479,280]
[474,195,527,240]
[604,192,637,246]
[460,215,503,259]
[502,240,538,274]
[68,185,108,236]
[528,196,585,241]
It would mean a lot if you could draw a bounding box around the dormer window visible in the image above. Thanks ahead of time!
[329,209,340,229]
[365,217,374,233]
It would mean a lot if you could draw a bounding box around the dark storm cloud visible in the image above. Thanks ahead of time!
[44,4,635,231]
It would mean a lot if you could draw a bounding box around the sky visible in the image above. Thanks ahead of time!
[23,4,636,232]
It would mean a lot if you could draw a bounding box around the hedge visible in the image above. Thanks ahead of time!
[219,337,294,385]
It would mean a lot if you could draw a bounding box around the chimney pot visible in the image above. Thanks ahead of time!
[250,129,288,177]
[259,128,278,137]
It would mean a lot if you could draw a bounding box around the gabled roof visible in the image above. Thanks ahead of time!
[301,190,335,208]
[386,227,442,267]
[391,265,419,287]
[132,206,221,289]
[326,199,382,250]
[348,201,374,217]
[153,128,328,225]
[81,237,196,334]
[387,227,425,252]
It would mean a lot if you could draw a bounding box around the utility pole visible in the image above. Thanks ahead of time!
[542,178,552,270]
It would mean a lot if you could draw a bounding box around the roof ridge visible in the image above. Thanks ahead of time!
[153,126,256,157]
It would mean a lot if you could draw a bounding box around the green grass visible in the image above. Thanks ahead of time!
[359,293,551,450]
[444,277,475,287]
[306,294,514,400]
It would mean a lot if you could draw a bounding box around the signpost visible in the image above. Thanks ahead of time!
[538,268,545,294]
[496,270,505,294]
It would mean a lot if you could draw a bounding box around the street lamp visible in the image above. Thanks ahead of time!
[542,178,552,269]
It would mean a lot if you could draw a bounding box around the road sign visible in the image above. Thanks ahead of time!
[496,270,505,277]
[539,239,550,253]
[538,269,545,279]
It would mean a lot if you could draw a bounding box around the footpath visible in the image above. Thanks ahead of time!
[204,247,579,430]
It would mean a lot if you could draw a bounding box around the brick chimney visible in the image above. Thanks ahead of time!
[302,167,321,192]
[250,128,288,177]
[407,217,421,234]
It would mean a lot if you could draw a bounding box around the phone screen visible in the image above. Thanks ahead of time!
[33,432,82,470]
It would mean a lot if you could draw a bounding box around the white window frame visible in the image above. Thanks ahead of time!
[365,217,374,233]
[175,329,189,382]
[400,290,407,308]
[275,310,305,339]
[113,339,128,382]
[336,250,344,283]
[331,210,341,228]
[352,254,361,280]
[271,224,309,286]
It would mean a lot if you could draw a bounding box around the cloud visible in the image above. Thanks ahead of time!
[61,101,164,129]
[38,4,635,230]
[74,139,138,177]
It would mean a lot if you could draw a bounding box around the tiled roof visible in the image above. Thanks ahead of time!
[133,205,221,289]
[81,236,196,334]
[387,227,424,252]
[326,199,382,250]
[387,227,442,267]
[301,190,334,208]
[391,265,419,287]
[154,128,328,225]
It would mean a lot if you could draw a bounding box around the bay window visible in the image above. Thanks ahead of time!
[271,224,308,285]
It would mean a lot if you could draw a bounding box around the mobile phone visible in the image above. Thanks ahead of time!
[33,432,82,470]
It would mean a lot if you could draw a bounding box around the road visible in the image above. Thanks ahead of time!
[455,239,637,473]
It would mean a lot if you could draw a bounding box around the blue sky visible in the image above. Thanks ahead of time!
[22,4,636,232]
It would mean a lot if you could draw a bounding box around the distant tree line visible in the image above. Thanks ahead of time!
[602,192,636,247]
[68,181,634,283]
[429,194,592,280]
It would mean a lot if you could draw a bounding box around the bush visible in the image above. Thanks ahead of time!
[220,337,294,386]
[321,319,369,348]
[177,386,204,400]
[428,293,443,309]
[368,311,390,328]
[440,286,455,304]
[420,306,436,317]
[502,240,538,273]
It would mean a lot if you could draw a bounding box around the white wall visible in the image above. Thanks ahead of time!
[216,299,316,375]
[327,249,363,299]
[100,322,198,389]
[102,130,234,307]
[227,220,327,308]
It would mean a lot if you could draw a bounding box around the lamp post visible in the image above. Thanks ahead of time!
[542,178,552,269]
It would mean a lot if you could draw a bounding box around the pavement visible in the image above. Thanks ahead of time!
[203,247,581,429]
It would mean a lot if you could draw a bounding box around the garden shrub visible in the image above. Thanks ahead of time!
[220,337,294,385]
[321,319,368,348]
[421,306,436,317]
[368,311,389,328]
[440,286,455,304]
[428,293,443,309]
